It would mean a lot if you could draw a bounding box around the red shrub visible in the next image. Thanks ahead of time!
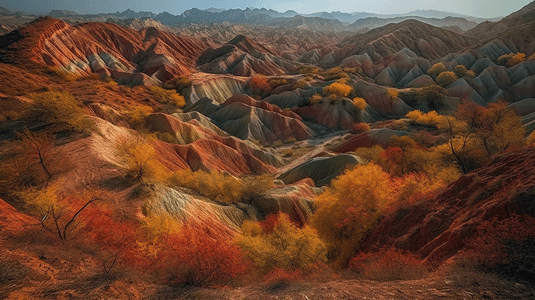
[349,247,427,281]
[381,146,404,175]
[259,213,301,234]
[83,208,143,275]
[464,214,535,282]
[158,226,248,286]
[249,75,273,97]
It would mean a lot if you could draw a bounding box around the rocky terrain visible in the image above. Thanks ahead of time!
[1,1,535,299]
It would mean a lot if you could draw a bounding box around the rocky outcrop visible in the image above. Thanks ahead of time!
[334,128,409,153]
[277,154,361,187]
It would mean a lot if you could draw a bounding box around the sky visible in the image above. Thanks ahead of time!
[1,0,532,18]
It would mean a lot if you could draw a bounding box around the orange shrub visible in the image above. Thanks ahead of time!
[353,97,367,110]
[309,93,322,104]
[406,110,443,127]
[163,76,192,94]
[351,122,371,133]
[167,169,245,203]
[126,105,153,130]
[27,91,95,133]
[322,81,353,98]
[249,75,273,96]
[498,52,526,67]
[349,247,427,281]
[427,63,446,78]
[464,214,535,282]
[387,88,399,100]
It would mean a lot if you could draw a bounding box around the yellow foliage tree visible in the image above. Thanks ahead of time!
[476,101,525,159]
[435,101,524,174]
[127,105,153,130]
[311,164,395,267]
[236,213,327,272]
[322,81,353,98]
[21,184,100,241]
[114,136,168,182]
[27,91,95,132]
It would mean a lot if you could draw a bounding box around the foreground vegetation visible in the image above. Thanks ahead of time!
[0,68,534,297]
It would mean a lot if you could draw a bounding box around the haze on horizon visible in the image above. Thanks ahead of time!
[1,0,532,18]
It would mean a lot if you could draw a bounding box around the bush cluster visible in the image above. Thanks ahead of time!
[149,86,185,108]
[27,91,95,133]
[322,81,353,98]
[498,52,526,67]
[398,85,447,110]
[436,71,458,87]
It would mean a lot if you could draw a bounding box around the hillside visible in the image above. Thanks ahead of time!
[0,17,212,83]
[1,2,535,299]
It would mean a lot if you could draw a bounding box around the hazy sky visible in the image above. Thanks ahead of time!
[1,0,532,18]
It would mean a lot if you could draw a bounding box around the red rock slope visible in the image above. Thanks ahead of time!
[0,17,211,83]
[363,147,535,265]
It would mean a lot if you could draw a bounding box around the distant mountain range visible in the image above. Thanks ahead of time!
[0,5,502,33]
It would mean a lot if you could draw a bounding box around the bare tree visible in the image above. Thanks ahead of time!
[18,128,56,181]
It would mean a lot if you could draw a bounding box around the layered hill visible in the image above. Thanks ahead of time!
[0,17,212,84]
[340,20,478,61]
[465,0,535,39]
[198,35,297,76]
[348,16,478,32]
[187,93,313,145]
